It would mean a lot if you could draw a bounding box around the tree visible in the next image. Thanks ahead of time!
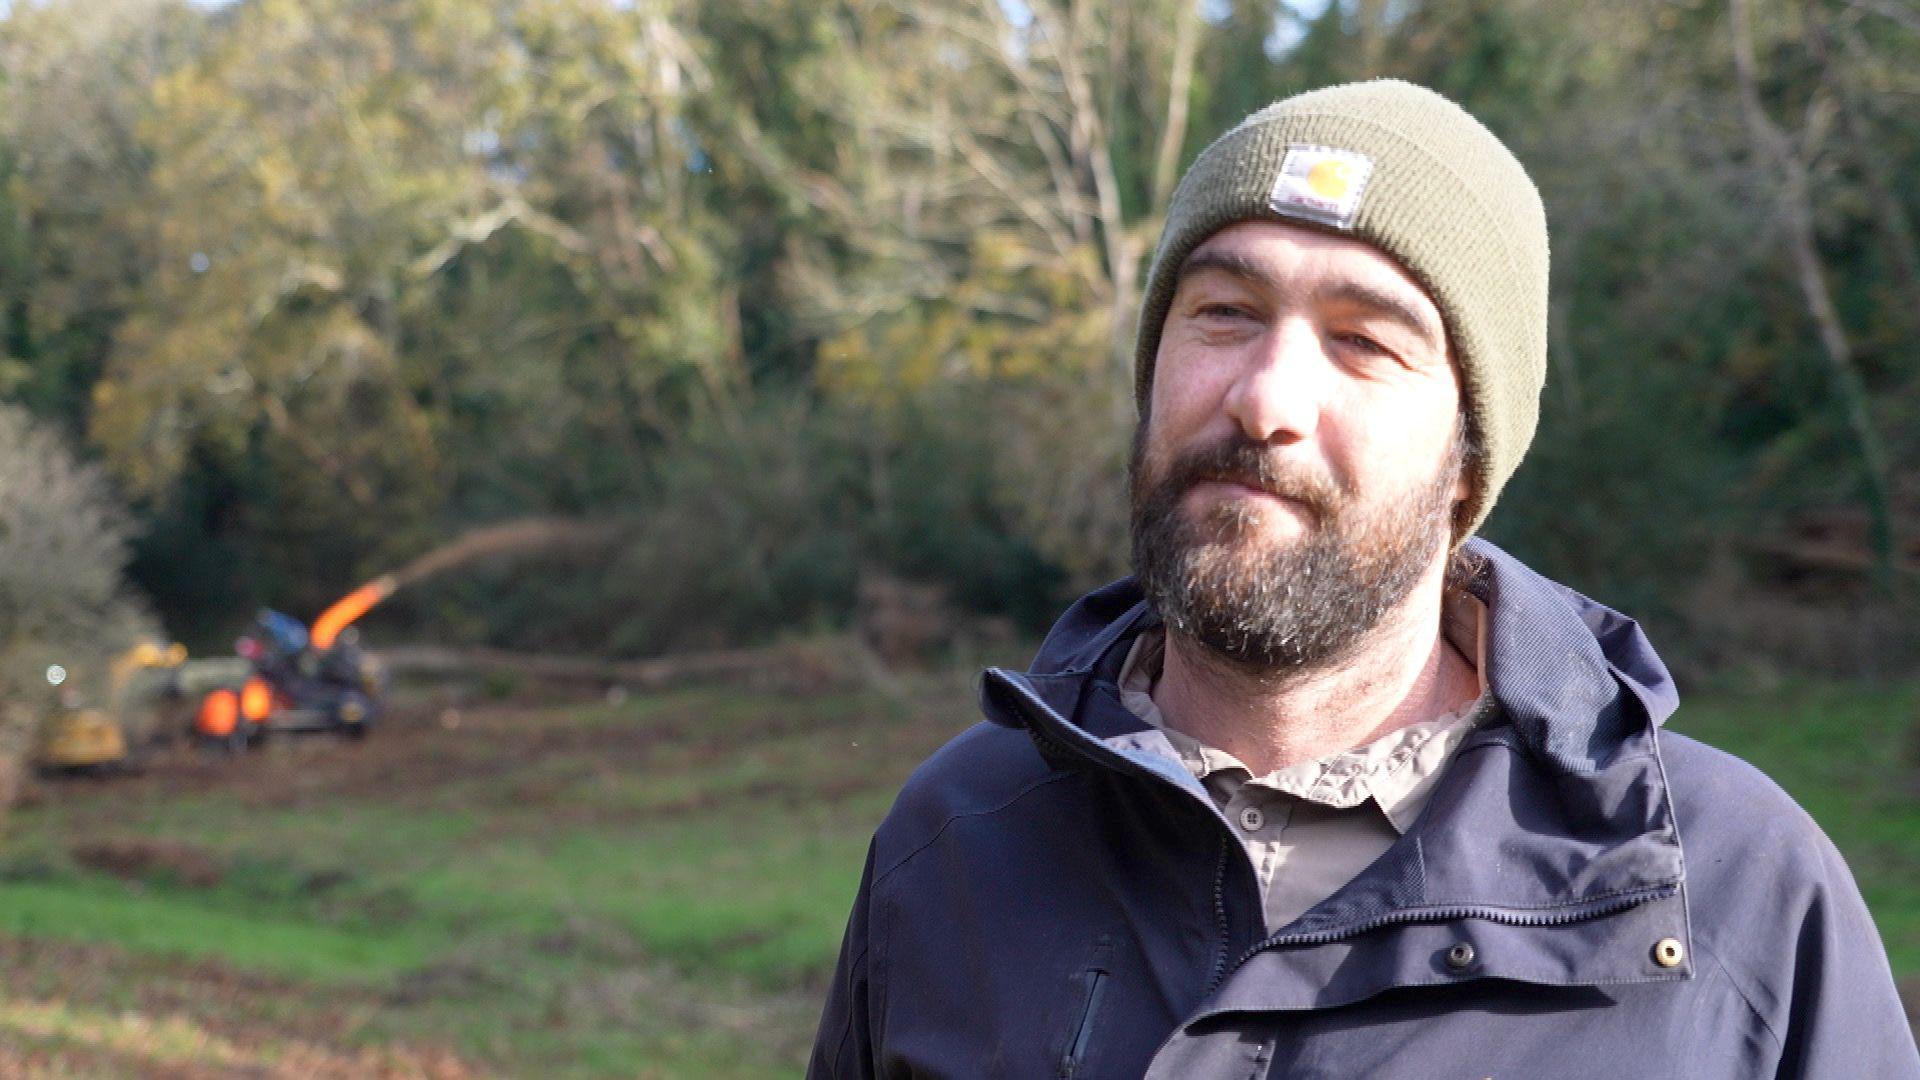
[1731,0,1897,575]
[80,0,741,623]
[712,0,1211,588]
[0,0,200,432]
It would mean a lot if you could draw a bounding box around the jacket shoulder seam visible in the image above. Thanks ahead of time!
[873,770,1077,885]
[1694,935,1785,1053]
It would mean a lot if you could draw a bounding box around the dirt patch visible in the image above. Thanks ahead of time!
[385,959,500,1007]
[30,699,705,813]
[2,674,961,1077]
[17,677,961,878]
[70,838,224,889]
[17,668,925,823]
[0,1038,215,1080]
[613,769,894,824]
[0,935,478,1078]
[20,704,507,812]
[0,1026,474,1080]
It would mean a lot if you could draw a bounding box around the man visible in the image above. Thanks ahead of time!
[810,81,1919,1079]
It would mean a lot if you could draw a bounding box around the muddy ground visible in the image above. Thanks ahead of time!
[2,672,962,1078]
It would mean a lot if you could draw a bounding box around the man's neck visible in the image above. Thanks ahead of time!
[1151,564,1480,775]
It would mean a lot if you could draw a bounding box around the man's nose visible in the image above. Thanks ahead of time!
[1221,318,1330,444]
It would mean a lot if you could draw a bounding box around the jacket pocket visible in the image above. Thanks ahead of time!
[1059,937,1115,1079]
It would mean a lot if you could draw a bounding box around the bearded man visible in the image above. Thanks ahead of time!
[809,81,1919,1079]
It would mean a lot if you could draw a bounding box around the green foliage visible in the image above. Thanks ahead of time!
[394,389,1066,655]
[860,388,1072,628]
[1271,0,1920,662]
[0,0,203,433]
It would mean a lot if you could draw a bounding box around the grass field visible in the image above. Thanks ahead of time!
[0,669,1914,1076]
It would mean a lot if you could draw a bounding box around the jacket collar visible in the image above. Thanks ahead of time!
[978,538,1691,999]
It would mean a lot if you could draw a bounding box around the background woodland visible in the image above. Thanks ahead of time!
[3,0,1916,694]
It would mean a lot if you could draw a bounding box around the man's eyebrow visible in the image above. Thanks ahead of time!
[1175,248,1283,293]
[1174,248,1445,350]
[1312,281,1445,350]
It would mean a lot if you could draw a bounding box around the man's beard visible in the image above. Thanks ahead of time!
[1129,424,1462,677]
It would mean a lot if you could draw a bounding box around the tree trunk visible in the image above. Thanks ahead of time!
[1729,0,1898,577]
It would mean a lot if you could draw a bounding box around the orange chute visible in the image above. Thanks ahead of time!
[197,690,239,737]
[309,576,397,650]
[239,676,275,722]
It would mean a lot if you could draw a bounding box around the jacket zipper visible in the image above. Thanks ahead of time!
[1016,701,1246,1002]
[1058,968,1109,1078]
[1205,884,1679,994]
[1207,835,1230,993]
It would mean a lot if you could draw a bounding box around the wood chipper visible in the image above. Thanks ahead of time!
[186,521,616,749]
[194,578,394,748]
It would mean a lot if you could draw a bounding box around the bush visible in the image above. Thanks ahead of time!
[0,405,157,798]
[389,387,1076,657]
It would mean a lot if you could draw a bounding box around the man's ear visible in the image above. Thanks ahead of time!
[1446,415,1476,544]
[1450,411,1473,501]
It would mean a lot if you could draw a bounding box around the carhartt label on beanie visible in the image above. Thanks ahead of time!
[1135,80,1550,540]
[1268,145,1374,229]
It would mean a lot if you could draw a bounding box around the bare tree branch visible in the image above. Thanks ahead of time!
[1024,107,1094,247]
[409,194,590,281]
[1028,0,1136,371]
[948,125,1087,276]
[1149,0,1202,218]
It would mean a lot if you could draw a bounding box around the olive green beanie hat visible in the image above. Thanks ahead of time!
[1134,79,1549,539]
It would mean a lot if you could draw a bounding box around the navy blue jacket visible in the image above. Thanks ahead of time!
[810,540,1919,1078]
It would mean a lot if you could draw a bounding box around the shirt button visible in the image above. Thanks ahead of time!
[1237,805,1265,832]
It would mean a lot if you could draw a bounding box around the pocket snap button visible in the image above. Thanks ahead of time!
[1445,942,1476,971]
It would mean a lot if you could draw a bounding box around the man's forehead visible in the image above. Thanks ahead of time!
[1178,223,1447,346]
[1183,222,1424,290]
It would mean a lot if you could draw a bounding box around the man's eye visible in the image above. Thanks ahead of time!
[1334,331,1389,355]
[1196,303,1253,320]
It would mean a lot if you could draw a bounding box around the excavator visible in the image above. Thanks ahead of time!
[193,577,396,749]
[31,643,248,771]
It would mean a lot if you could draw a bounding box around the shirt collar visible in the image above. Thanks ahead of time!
[1114,591,1491,834]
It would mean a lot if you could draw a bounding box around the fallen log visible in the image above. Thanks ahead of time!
[378,637,861,694]
[1741,537,1919,579]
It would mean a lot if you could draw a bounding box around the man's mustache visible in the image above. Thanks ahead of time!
[1158,436,1340,524]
